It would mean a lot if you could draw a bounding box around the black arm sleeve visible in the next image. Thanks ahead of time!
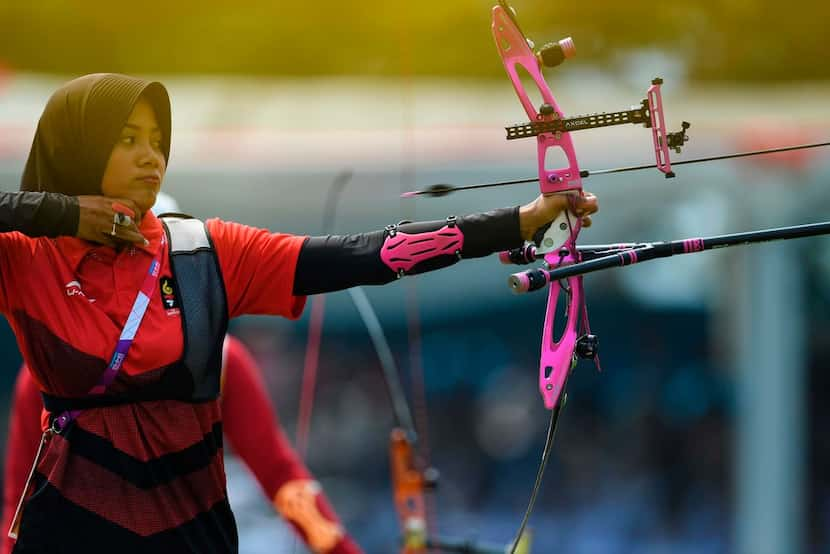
[293,207,522,295]
[0,191,79,237]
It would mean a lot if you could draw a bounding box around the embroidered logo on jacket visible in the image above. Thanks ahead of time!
[160,276,180,315]
[65,280,95,303]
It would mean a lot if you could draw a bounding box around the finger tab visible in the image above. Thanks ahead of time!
[112,202,136,218]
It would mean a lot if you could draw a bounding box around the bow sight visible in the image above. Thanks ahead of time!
[505,75,691,179]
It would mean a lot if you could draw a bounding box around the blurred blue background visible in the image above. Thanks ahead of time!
[1,2,830,553]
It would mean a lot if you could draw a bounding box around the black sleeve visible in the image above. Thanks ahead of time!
[293,207,522,295]
[0,191,79,237]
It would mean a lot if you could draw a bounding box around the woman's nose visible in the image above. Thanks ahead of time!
[136,140,160,167]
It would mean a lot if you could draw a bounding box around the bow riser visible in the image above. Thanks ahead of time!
[539,267,583,409]
[493,2,587,413]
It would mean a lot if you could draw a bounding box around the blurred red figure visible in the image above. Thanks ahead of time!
[2,335,362,554]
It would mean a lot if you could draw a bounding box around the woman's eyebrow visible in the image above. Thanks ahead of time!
[123,123,161,133]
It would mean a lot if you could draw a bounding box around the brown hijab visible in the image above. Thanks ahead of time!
[20,73,172,196]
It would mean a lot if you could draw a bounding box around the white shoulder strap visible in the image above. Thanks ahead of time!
[161,217,210,254]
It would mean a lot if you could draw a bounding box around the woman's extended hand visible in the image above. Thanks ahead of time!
[76,196,148,247]
[518,191,599,242]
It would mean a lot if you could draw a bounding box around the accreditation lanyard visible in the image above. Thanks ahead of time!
[52,235,167,432]
[10,236,166,539]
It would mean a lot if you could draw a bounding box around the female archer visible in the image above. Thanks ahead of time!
[2,73,596,553]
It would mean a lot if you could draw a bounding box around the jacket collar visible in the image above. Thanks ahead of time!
[56,212,164,273]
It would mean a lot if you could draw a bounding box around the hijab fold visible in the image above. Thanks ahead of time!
[20,73,171,196]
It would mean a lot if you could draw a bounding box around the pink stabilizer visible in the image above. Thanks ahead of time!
[558,37,576,59]
[499,251,512,265]
[647,80,673,176]
[510,271,532,293]
[381,224,464,275]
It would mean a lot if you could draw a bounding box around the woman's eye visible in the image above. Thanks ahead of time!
[120,136,136,145]
[151,139,162,150]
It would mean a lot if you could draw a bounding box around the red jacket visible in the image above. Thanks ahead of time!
[0,214,305,551]
[3,335,362,554]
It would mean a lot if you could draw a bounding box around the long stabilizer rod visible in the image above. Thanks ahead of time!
[509,220,830,293]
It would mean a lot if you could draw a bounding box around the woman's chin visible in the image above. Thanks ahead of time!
[134,191,158,217]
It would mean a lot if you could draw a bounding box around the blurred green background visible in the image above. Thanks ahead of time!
[0,0,826,81]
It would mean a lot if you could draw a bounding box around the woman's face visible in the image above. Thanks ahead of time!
[100,97,166,217]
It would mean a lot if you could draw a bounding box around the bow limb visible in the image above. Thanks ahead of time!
[345,288,430,553]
